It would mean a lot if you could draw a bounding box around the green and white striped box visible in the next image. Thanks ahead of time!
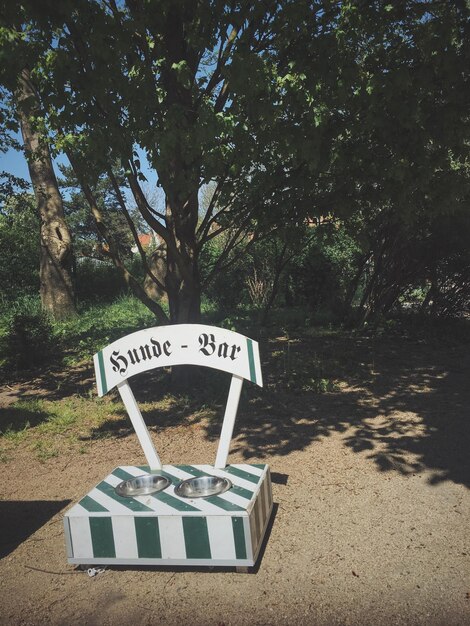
[64,463,272,567]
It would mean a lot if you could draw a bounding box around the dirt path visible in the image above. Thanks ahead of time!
[1,334,469,625]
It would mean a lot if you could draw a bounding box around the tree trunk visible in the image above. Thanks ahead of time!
[16,69,76,319]
[259,243,289,326]
[164,187,201,325]
[164,189,201,390]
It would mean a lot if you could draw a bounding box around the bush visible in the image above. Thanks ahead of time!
[6,305,56,370]
[288,226,360,320]
[200,239,251,312]
[74,258,127,303]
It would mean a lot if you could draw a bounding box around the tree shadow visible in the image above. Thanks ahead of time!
[0,404,50,434]
[0,499,70,558]
[80,368,230,441]
[82,333,470,489]
[5,329,468,490]
[225,335,470,488]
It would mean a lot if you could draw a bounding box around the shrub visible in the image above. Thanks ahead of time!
[6,305,56,370]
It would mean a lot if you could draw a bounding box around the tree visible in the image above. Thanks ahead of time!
[0,0,341,323]
[333,1,470,323]
[15,68,77,318]
[1,0,468,326]
[0,187,39,300]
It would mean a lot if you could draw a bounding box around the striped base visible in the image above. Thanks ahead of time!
[64,464,272,567]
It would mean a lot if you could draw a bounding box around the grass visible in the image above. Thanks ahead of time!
[0,396,126,462]
[2,292,468,464]
[56,295,160,365]
[0,389,221,463]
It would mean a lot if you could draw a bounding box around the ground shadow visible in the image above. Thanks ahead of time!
[4,330,469,490]
[191,333,468,491]
[0,405,50,434]
[0,499,71,558]
[84,334,470,488]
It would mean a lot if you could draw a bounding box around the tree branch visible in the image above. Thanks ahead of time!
[108,168,167,293]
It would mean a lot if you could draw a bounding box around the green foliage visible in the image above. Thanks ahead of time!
[1,1,469,326]
[5,301,56,369]
[0,294,162,372]
[74,258,128,303]
[59,164,143,261]
[289,225,360,318]
[0,191,39,300]
[56,294,160,364]
[200,236,250,312]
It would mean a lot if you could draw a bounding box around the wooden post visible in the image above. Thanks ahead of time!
[117,380,162,470]
[214,375,244,468]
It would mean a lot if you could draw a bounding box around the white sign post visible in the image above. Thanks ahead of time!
[64,325,273,570]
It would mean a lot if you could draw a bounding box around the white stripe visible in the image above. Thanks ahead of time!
[120,466,150,477]
[93,353,104,397]
[112,516,138,558]
[66,502,98,517]
[262,476,271,523]
[159,517,186,559]
[254,351,263,387]
[249,504,258,554]
[254,489,263,541]
[161,465,194,480]
[258,478,267,525]
[197,465,257,493]
[88,487,137,515]
[217,490,251,509]
[69,516,93,559]
[207,516,236,560]
[235,463,264,477]
[266,471,273,508]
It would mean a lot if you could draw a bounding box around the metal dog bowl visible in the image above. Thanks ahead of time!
[175,475,232,498]
[115,474,171,497]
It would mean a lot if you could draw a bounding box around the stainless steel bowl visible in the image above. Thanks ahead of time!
[115,474,171,497]
[175,475,232,498]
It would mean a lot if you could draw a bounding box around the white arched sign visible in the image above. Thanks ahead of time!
[93,324,263,469]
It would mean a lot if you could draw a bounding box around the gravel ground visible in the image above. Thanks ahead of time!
[1,334,469,625]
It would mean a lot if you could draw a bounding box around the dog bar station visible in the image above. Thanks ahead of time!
[63,324,273,568]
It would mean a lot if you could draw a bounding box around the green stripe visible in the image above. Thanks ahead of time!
[79,495,109,513]
[96,481,154,512]
[246,338,257,384]
[135,517,161,558]
[176,465,254,504]
[176,465,208,478]
[224,466,260,484]
[182,517,211,559]
[153,490,200,512]
[251,464,267,470]
[90,517,115,558]
[97,350,108,395]
[204,495,245,512]
[113,467,144,482]
[231,517,247,559]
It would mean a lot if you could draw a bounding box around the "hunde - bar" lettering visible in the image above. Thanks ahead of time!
[109,333,241,377]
